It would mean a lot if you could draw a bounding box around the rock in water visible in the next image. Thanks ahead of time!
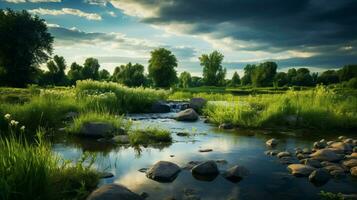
[189,98,207,111]
[309,169,330,185]
[287,164,315,177]
[80,122,114,138]
[330,142,353,153]
[310,149,343,162]
[223,165,249,182]
[146,161,181,182]
[351,166,357,177]
[87,184,143,200]
[218,123,234,129]
[301,159,322,168]
[111,135,129,144]
[266,138,278,147]
[277,151,291,158]
[342,159,357,168]
[151,101,171,113]
[176,108,199,122]
[191,160,219,175]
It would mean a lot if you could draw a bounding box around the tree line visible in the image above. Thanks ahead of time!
[1,9,356,89]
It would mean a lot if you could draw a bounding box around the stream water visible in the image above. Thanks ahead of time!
[52,112,357,200]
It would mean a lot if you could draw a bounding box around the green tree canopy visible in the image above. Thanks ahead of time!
[82,58,100,80]
[0,9,53,87]
[178,71,192,88]
[291,68,313,86]
[251,62,277,87]
[67,62,83,85]
[45,55,67,85]
[230,71,241,86]
[241,64,256,85]
[274,72,288,87]
[317,70,339,85]
[339,64,357,82]
[148,48,177,88]
[199,50,226,86]
[113,62,146,87]
[99,69,110,81]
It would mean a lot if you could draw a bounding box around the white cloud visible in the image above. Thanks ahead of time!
[84,0,107,6]
[4,0,61,3]
[29,8,102,21]
[107,11,116,17]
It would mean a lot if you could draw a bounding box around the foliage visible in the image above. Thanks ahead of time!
[82,58,100,80]
[319,191,344,200]
[230,71,241,86]
[0,130,99,200]
[251,62,277,87]
[178,71,192,88]
[148,48,178,87]
[199,50,226,86]
[128,127,172,145]
[274,72,289,87]
[98,69,110,81]
[39,55,68,86]
[0,9,53,87]
[339,64,357,82]
[112,62,146,87]
[241,64,256,85]
[317,70,340,85]
[67,62,84,85]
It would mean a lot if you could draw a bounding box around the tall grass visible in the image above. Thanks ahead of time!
[128,127,172,145]
[204,86,357,129]
[76,80,168,113]
[169,91,238,101]
[0,130,99,200]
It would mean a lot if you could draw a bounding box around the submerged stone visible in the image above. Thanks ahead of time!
[87,184,143,200]
[146,161,181,182]
[176,108,199,122]
[266,138,278,147]
[287,164,315,177]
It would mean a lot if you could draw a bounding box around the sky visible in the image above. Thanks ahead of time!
[1,0,356,78]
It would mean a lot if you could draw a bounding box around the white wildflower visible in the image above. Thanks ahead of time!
[4,113,11,120]
[20,126,25,131]
[10,120,19,126]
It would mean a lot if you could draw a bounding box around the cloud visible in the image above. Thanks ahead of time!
[109,0,357,67]
[29,8,102,21]
[84,0,107,6]
[107,11,116,17]
[4,0,61,3]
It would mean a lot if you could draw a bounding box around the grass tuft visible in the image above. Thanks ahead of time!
[128,127,172,145]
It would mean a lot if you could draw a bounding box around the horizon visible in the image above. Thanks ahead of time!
[0,0,356,78]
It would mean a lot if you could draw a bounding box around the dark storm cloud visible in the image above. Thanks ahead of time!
[116,0,357,56]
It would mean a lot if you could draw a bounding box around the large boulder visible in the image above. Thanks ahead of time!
[191,160,219,175]
[146,161,181,182]
[151,101,171,113]
[223,165,249,182]
[189,98,207,111]
[266,138,278,147]
[351,166,357,177]
[176,108,199,122]
[310,149,343,162]
[308,169,330,185]
[86,184,143,200]
[80,122,114,138]
[287,164,315,177]
[330,142,353,153]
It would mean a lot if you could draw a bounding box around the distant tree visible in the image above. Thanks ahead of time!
[0,9,53,87]
[251,62,277,87]
[113,62,146,87]
[45,55,67,85]
[317,70,339,85]
[67,62,83,85]
[274,72,288,87]
[199,50,226,86]
[339,64,357,82]
[287,68,297,85]
[178,71,192,88]
[191,76,203,87]
[230,71,241,86]
[148,48,177,87]
[82,58,100,80]
[241,64,256,85]
[311,72,318,84]
[292,68,313,86]
[99,69,110,81]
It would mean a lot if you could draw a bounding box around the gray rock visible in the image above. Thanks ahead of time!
[314,141,327,149]
[324,164,347,173]
[287,164,315,177]
[140,192,149,199]
[151,101,170,113]
[297,153,307,160]
[330,142,353,153]
[191,160,219,175]
[176,108,199,122]
[327,141,335,146]
[199,149,212,153]
[218,123,234,129]
[266,138,278,147]
[146,161,181,182]
[354,147,357,153]
[86,184,143,200]
[279,157,296,165]
[176,132,189,137]
[301,159,322,168]
[277,151,291,158]
[223,165,249,182]
[330,169,346,178]
[351,166,357,176]
[265,150,279,156]
[342,159,357,168]
[80,122,114,138]
[295,148,303,155]
[343,138,353,144]
[309,169,330,185]
[99,172,114,179]
[189,98,207,111]
[310,149,343,162]
[111,135,129,144]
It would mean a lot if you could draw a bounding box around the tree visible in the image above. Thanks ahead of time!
[339,64,357,82]
[199,51,226,86]
[191,76,203,87]
[0,9,53,87]
[148,48,177,87]
[241,64,256,85]
[274,72,288,87]
[317,70,339,85]
[113,62,146,87]
[178,71,192,88]
[251,62,277,87]
[292,68,313,86]
[287,68,297,85]
[230,71,241,86]
[67,62,83,85]
[82,58,100,80]
[44,55,67,85]
[99,69,110,81]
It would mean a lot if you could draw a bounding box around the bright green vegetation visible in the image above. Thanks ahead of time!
[0,131,99,200]
[128,127,172,146]
[66,112,130,135]
[204,86,357,130]
[76,80,168,113]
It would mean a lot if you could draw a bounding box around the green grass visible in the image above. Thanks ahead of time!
[128,127,172,145]
[66,112,131,136]
[76,80,168,113]
[204,86,357,130]
[0,130,99,200]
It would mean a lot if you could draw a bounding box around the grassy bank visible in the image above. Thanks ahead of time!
[0,131,99,200]
[128,127,172,146]
[204,86,357,130]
